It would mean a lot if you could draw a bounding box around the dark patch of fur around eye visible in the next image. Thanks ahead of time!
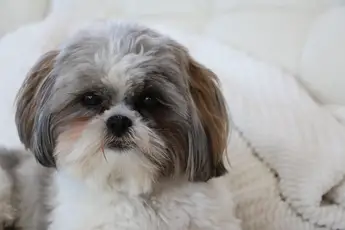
[123,79,190,177]
[71,87,113,114]
[134,89,165,112]
[127,83,169,119]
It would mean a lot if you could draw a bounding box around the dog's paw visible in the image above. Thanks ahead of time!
[0,167,16,228]
[0,205,15,230]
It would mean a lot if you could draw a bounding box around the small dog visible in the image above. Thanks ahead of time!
[0,21,240,230]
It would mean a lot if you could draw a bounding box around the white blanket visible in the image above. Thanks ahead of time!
[201,42,345,230]
[1,7,345,230]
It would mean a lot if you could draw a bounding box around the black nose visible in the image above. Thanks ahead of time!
[106,115,132,137]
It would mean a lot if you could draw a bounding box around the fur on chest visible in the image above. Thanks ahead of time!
[49,174,231,230]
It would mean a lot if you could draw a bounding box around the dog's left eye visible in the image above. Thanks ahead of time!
[142,95,159,108]
[134,91,162,112]
[80,92,103,107]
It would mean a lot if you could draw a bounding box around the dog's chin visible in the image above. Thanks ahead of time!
[107,139,134,152]
[108,144,131,152]
[56,139,159,195]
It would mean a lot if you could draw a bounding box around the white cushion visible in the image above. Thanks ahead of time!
[2,0,345,107]
[299,6,345,105]
[0,0,49,37]
[204,8,321,74]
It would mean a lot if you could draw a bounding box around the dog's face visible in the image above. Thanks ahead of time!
[15,21,229,193]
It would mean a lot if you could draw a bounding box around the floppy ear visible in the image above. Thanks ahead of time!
[186,57,229,182]
[15,50,59,167]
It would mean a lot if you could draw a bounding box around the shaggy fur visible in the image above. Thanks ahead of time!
[0,21,240,230]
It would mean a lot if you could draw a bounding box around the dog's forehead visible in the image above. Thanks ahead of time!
[55,23,184,96]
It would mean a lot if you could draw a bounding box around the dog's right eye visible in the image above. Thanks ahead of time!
[80,92,103,107]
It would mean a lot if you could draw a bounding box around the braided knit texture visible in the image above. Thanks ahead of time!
[191,39,345,230]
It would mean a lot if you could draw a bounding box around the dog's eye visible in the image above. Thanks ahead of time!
[135,91,162,111]
[142,95,158,107]
[80,92,103,107]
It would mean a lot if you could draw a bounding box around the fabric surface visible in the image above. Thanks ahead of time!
[211,45,345,230]
[1,1,345,229]
[299,6,345,105]
[0,0,49,37]
[180,34,345,229]
[1,0,345,105]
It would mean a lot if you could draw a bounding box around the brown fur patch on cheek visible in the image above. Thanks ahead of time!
[154,122,188,177]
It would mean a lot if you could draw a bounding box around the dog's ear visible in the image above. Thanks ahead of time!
[15,51,59,167]
[186,57,229,182]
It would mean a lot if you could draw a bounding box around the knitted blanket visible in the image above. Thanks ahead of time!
[190,38,345,230]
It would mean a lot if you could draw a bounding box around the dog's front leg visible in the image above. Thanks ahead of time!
[0,166,16,230]
[0,149,22,230]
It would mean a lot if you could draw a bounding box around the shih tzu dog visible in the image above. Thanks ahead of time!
[0,21,240,230]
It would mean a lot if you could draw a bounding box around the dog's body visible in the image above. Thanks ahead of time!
[0,149,50,230]
[0,21,240,230]
[51,169,235,230]
[0,150,238,230]
[0,149,17,230]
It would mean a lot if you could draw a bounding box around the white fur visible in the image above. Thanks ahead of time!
[50,174,239,230]
[55,108,161,196]
[52,115,238,230]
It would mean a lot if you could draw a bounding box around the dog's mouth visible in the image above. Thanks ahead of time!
[106,138,134,151]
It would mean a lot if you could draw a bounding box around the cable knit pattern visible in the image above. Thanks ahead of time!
[201,43,345,229]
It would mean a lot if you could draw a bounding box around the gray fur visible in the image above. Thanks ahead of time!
[15,21,225,181]
[0,148,51,230]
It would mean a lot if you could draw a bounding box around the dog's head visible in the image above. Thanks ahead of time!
[15,21,229,194]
